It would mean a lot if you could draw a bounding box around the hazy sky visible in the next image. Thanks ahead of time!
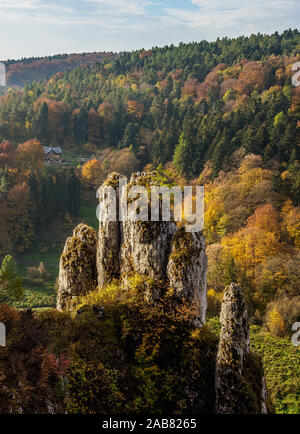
[0,0,299,60]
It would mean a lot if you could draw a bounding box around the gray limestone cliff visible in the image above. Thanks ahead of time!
[97,173,122,288]
[56,173,269,414]
[120,173,177,301]
[167,228,207,326]
[58,172,207,324]
[215,283,268,414]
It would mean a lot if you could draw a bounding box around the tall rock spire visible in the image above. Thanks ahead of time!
[215,283,268,414]
[57,224,97,311]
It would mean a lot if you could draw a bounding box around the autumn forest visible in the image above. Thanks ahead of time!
[0,29,299,414]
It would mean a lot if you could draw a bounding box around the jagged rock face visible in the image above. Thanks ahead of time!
[97,220,120,288]
[56,172,207,321]
[96,171,207,312]
[167,228,207,326]
[215,283,267,414]
[54,174,270,414]
[120,173,177,299]
[97,172,178,300]
[261,376,268,414]
[218,283,250,370]
[121,220,177,300]
[97,172,122,288]
[121,221,176,279]
[57,224,97,311]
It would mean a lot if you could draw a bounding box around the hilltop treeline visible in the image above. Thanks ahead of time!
[0,29,299,180]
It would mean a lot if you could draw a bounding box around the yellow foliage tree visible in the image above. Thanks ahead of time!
[282,202,300,248]
[81,159,104,188]
[126,100,144,120]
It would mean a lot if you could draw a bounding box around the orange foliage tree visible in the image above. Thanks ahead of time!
[238,61,269,94]
[282,200,300,248]
[126,100,144,120]
[6,182,34,252]
[98,102,114,121]
[0,141,15,168]
[15,139,45,173]
[81,159,104,188]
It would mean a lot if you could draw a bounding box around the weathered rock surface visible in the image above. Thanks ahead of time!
[215,283,267,414]
[57,224,97,311]
[54,173,269,414]
[120,173,177,300]
[96,171,207,314]
[58,172,207,321]
[97,172,122,288]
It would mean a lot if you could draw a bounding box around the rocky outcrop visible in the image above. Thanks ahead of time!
[57,224,97,311]
[58,172,207,324]
[215,283,268,414]
[167,228,207,326]
[120,173,177,301]
[54,173,270,414]
[97,173,122,288]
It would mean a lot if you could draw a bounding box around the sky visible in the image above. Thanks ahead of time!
[0,0,299,60]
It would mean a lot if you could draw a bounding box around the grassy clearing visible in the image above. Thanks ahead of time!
[15,246,60,309]
[62,149,91,166]
[207,316,300,414]
[17,247,60,281]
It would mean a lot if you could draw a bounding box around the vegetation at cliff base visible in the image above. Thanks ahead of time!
[0,287,219,414]
[0,280,270,414]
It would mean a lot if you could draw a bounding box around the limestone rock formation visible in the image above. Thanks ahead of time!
[215,283,267,414]
[55,173,270,414]
[97,172,178,296]
[97,172,122,288]
[167,228,207,326]
[96,171,207,316]
[57,172,207,322]
[57,224,97,311]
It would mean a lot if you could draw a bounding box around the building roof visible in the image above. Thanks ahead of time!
[44,146,63,155]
